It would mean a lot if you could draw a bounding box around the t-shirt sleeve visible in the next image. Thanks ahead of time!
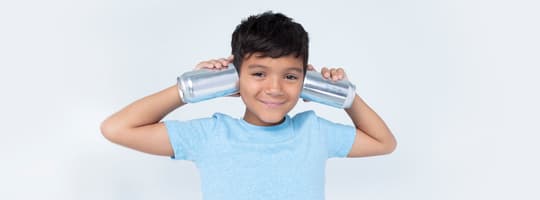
[317,116,356,158]
[163,116,217,161]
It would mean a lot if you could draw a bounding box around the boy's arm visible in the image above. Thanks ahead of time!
[345,95,397,157]
[100,56,232,156]
[320,67,397,157]
[100,85,184,156]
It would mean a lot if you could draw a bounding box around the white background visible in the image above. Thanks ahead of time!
[1,0,539,199]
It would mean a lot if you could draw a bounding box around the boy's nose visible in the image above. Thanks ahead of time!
[264,77,284,96]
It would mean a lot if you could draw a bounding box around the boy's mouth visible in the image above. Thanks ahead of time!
[259,100,285,108]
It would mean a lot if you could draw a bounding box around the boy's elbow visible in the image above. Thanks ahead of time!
[383,137,397,154]
[100,119,120,143]
[387,141,397,154]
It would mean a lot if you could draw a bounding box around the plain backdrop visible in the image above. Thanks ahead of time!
[1,0,539,199]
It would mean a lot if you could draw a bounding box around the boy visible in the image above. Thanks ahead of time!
[101,11,396,200]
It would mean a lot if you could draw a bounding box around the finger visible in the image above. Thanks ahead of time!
[218,58,230,68]
[307,64,316,71]
[210,59,224,69]
[321,67,330,79]
[330,68,339,81]
[195,59,224,70]
[227,55,234,61]
[211,59,220,68]
[336,68,346,80]
[195,61,212,70]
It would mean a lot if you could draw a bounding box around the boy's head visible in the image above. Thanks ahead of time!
[231,11,309,75]
[231,11,310,126]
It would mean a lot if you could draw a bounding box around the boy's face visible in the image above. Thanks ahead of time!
[239,53,304,126]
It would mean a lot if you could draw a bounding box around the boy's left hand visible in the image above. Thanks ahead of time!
[303,64,349,102]
[307,64,348,81]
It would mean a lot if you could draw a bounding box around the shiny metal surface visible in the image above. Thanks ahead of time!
[177,64,239,103]
[300,70,356,108]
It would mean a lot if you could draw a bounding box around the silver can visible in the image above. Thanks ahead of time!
[177,64,239,103]
[300,70,356,109]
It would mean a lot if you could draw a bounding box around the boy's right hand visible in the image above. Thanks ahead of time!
[194,55,240,97]
[195,55,234,70]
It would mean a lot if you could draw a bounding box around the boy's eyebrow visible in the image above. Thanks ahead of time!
[247,64,303,73]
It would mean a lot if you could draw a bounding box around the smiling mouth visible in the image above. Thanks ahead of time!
[260,100,285,108]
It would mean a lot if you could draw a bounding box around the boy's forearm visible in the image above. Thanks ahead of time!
[104,85,184,130]
[345,94,396,145]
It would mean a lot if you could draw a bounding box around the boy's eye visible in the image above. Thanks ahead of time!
[252,72,264,77]
[285,74,298,80]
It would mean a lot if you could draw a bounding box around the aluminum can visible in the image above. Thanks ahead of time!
[177,64,239,103]
[300,70,356,109]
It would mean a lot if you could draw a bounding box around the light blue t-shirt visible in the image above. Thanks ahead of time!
[164,110,356,200]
